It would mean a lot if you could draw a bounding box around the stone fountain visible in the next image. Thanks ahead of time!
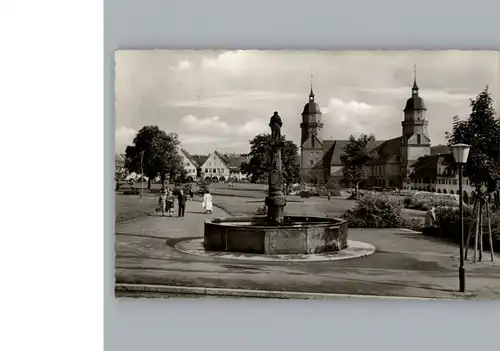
[204,111,349,255]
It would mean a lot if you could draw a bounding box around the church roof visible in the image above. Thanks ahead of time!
[302,101,321,114]
[404,95,427,111]
[367,137,402,165]
[316,139,387,168]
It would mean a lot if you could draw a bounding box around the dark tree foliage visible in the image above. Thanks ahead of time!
[124,126,185,189]
[240,133,300,185]
[340,133,377,195]
[445,87,500,194]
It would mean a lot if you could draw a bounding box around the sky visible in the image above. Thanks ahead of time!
[115,50,499,155]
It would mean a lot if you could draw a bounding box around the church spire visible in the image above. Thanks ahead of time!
[412,64,419,94]
[309,69,315,101]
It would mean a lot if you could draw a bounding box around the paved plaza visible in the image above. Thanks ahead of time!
[115,199,500,300]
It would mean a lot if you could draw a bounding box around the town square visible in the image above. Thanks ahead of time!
[114,50,500,300]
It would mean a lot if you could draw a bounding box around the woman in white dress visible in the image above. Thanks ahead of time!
[202,190,213,214]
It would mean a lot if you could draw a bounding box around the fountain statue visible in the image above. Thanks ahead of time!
[203,112,349,255]
[265,112,286,225]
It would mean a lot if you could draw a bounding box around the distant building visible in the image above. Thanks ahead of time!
[187,152,249,182]
[299,68,477,196]
[224,154,250,181]
[199,151,231,181]
[179,148,199,182]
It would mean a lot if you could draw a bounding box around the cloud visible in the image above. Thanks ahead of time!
[170,60,192,71]
[322,98,379,115]
[319,98,397,140]
[115,126,137,153]
[167,90,303,110]
[201,51,250,72]
[180,114,268,136]
[357,87,475,104]
[115,50,499,154]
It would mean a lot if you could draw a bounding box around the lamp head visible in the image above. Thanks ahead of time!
[451,143,471,165]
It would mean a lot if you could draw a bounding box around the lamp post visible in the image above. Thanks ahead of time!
[451,143,471,293]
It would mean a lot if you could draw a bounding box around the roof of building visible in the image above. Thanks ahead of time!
[367,137,402,165]
[220,153,249,170]
[314,139,386,169]
[302,88,322,114]
[404,95,427,111]
[410,152,456,179]
[180,148,199,167]
[191,155,209,167]
[303,101,322,114]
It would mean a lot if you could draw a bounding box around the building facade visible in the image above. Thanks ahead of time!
[199,151,231,181]
[299,69,480,199]
[179,148,199,182]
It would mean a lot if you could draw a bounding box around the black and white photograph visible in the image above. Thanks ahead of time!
[114,50,500,300]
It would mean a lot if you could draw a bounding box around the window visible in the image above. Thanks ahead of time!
[213,169,216,173]
[310,160,314,165]
[204,169,208,173]
[417,134,421,144]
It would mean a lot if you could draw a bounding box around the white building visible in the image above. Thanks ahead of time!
[179,148,199,182]
[200,151,231,181]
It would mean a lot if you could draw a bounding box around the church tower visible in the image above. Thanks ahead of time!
[300,84,324,182]
[400,66,431,183]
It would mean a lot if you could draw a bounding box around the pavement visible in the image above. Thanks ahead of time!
[114,200,500,300]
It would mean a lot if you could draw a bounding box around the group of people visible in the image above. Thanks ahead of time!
[157,187,213,217]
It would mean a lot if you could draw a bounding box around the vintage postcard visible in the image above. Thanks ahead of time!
[114,50,500,300]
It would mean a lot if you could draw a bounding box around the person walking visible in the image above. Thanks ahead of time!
[202,189,213,214]
[177,189,187,217]
[157,189,167,216]
[165,188,175,217]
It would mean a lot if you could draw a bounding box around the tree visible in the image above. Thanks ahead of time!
[446,86,500,195]
[340,133,377,197]
[240,133,300,187]
[124,126,184,190]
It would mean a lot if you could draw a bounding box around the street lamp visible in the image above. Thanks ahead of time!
[451,143,471,293]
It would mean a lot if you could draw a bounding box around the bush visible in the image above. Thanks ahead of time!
[403,196,470,212]
[424,205,500,249]
[343,193,406,228]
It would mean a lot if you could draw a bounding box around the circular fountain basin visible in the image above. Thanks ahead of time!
[204,216,348,255]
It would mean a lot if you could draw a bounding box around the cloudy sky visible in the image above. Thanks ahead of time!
[115,50,499,155]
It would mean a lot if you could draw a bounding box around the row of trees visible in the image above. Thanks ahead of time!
[122,126,186,189]
[340,86,500,199]
[117,126,302,190]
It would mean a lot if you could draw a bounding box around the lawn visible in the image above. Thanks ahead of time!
[115,194,158,223]
[211,194,427,222]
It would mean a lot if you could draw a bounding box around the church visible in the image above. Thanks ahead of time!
[300,69,452,191]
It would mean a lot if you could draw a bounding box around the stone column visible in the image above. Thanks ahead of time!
[265,139,287,224]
